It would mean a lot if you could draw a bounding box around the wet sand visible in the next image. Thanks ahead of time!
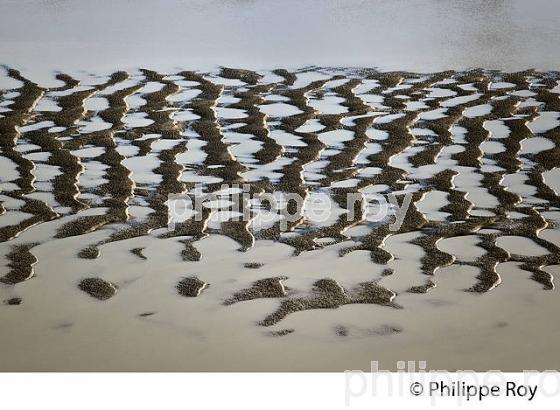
[1,66,560,370]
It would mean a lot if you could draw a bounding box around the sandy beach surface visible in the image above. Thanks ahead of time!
[1,1,560,371]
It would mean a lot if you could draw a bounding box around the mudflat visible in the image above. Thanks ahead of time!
[1,66,560,370]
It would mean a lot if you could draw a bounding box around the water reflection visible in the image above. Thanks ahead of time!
[435,0,517,69]
[1,0,559,72]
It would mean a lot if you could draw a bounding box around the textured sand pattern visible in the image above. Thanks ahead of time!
[1,67,560,324]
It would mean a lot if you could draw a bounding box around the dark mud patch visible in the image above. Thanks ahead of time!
[177,276,208,297]
[335,325,349,337]
[244,262,264,269]
[407,280,437,294]
[224,276,287,305]
[3,297,22,306]
[259,279,398,326]
[0,243,38,285]
[180,240,201,262]
[267,328,295,337]
[130,247,147,260]
[369,325,403,336]
[78,277,118,300]
[78,246,100,259]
